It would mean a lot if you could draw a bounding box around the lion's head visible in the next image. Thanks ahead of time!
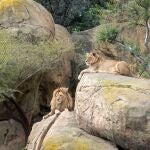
[85,52,103,66]
[53,88,68,104]
[50,87,73,112]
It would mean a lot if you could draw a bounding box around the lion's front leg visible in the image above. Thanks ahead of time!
[55,109,61,115]
[43,113,50,119]
[78,69,90,80]
[43,109,55,119]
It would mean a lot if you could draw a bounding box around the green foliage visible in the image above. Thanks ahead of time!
[70,1,121,32]
[70,4,102,32]
[126,0,150,51]
[126,0,150,26]
[137,54,150,78]
[35,0,112,31]
[96,0,129,24]
[116,40,150,78]
[122,40,140,54]
[0,29,68,97]
[96,24,119,43]
[20,147,27,150]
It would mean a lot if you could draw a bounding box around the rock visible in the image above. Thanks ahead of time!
[75,73,150,149]
[55,24,73,49]
[0,0,55,41]
[72,23,147,56]
[71,27,96,52]
[27,112,60,150]
[0,119,25,150]
[27,111,118,150]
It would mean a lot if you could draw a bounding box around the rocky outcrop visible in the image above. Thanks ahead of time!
[75,73,150,149]
[0,119,25,150]
[0,0,55,41]
[27,110,118,150]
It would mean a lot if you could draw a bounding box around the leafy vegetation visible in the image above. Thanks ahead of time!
[69,4,102,32]
[126,0,150,52]
[96,23,150,78]
[35,0,112,32]
[93,0,150,78]
[96,24,119,43]
[0,29,69,97]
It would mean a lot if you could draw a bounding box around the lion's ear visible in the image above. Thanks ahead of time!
[92,52,96,57]
[92,52,100,58]
[63,88,68,93]
[53,89,58,96]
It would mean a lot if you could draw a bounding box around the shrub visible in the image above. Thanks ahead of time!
[69,4,102,32]
[96,24,119,43]
[0,29,69,97]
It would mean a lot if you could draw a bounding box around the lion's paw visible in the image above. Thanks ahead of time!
[55,109,61,114]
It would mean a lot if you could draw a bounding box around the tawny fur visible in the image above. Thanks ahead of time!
[78,52,132,80]
[43,87,73,119]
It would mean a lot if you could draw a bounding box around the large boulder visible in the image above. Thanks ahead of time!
[0,0,55,41]
[27,110,118,150]
[0,119,25,150]
[75,73,150,149]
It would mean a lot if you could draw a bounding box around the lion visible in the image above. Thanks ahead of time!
[78,52,132,80]
[43,87,73,119]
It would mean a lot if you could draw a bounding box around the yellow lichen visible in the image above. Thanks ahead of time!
[0,0,26,12]
[43,138,58,150]
[101,80,149,110]
[72,138,89,150]
[43,135,89,150]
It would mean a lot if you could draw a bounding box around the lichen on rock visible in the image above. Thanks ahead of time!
[0,0,55,41]
[75,73,150,149]
[27,111,118,150]
[0,0,23,11]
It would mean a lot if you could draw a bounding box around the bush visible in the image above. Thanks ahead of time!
[69,4,102,32]
[96,24,119,43]
[0,29,69,97]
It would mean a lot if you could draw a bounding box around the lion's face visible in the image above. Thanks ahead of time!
[50,87,73,112]
[85,52,99,66]
[54,89,67,104]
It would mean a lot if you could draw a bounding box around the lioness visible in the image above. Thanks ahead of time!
[43,87,73,119]
[78,52,132,80]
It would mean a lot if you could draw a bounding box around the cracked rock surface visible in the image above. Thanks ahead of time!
[75,73,150,150]
[27,111,118,150]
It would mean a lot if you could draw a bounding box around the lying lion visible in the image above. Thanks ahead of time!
[78,52,132,80]
[43,87,73,119]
